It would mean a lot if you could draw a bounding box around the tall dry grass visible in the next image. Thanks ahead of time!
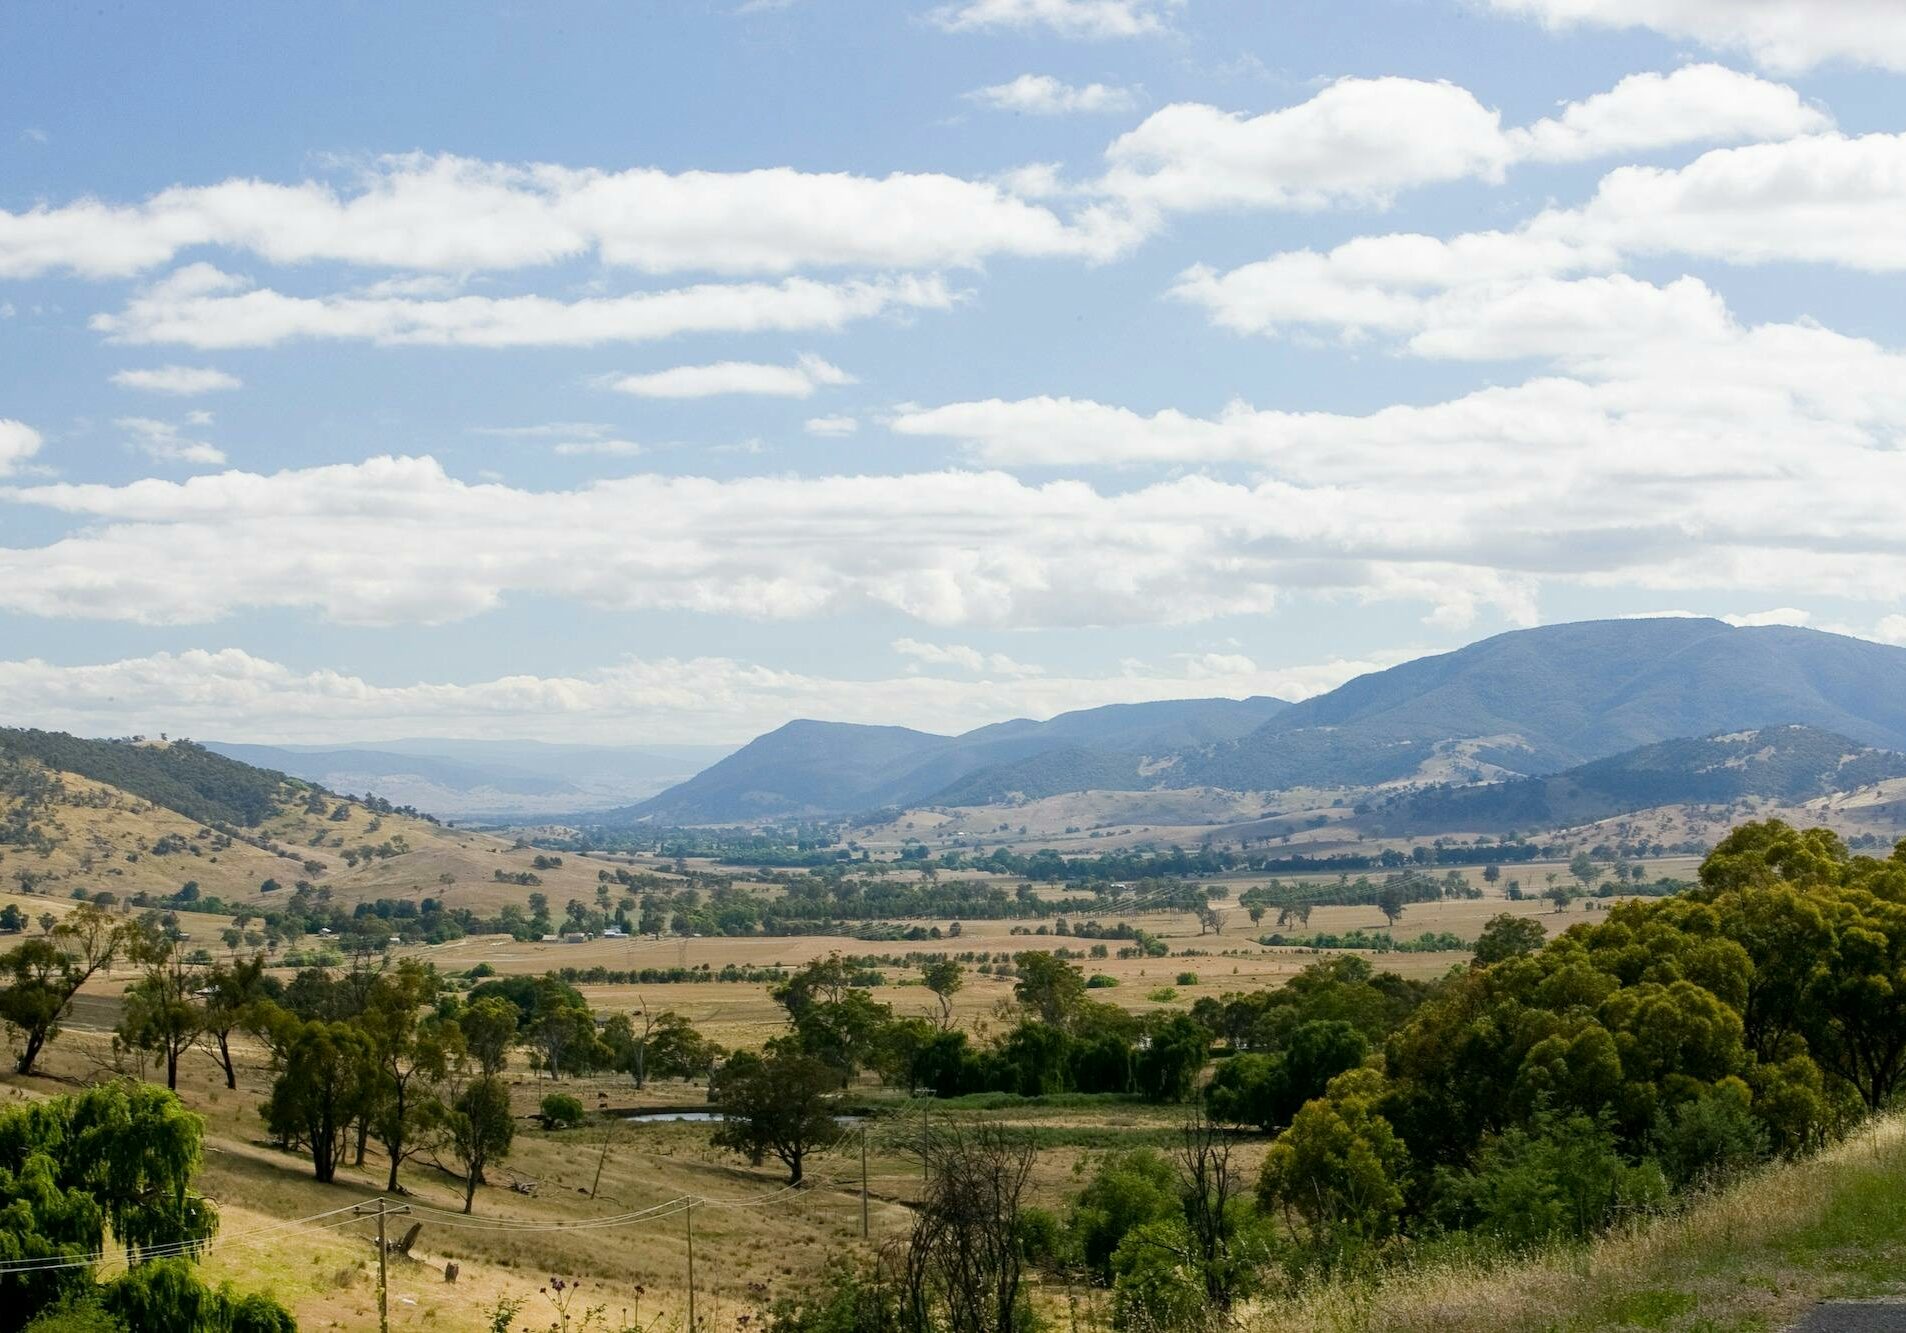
[1249,1112,1906,1333]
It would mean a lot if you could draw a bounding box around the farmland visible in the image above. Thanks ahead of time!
[6,739,1906,1331]
[0,825,1686,1331]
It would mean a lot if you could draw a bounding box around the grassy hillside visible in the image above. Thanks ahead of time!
[964,696,1289,752]
[1252,1109,1906,1333]
[926,744,1151,805]
[0,731,620,914]
[0,728,298,826]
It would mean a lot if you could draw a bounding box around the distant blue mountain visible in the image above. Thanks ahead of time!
[622,619,1906,823]
[1175,618,1906,791]
[611,696,1290,823]
[205,738,735,819]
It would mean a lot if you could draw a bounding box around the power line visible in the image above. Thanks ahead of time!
[0,1203,374,1276]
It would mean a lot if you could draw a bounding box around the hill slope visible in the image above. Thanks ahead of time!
[0,728,622,913]
[1174,619,1906,792]
[613,696,1288,823]
[0,729,296,827]
[1378,725,1906,833]
[1255,1111,1906,1333]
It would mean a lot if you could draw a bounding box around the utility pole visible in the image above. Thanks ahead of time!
[590,1121,615,1198]
[685,1199,698,1332]
[354,1199,411,1333]
[860,1125,870,1238]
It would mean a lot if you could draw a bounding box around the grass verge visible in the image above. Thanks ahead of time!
[1250,1111,1906,1333]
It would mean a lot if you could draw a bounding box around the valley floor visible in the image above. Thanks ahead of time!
[12,1014,1906,1333]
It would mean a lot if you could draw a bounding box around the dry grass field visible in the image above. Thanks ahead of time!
[408,884,1628,1052]
[0,1013,1225,1331]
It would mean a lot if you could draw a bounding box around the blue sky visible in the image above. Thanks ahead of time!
[3,0,1904,744]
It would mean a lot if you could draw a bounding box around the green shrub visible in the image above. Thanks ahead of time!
[1111,1218,1206,1330]
[1069,1148,1181,1280]
[764,1258,899,1332]
[539,1093,586,1129]
[1649,1082,1768,1190]
[102,1258,298,1333]
[1175,972,1199,987]
[23,1295,126,1332]
[1015,1204,1066,1266]
[1086,974,1120,989]
[1431,1110,1668,1249]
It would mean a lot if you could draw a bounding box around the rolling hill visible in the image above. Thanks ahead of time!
[1376,725,1906,833]
[1,728,295,827]
[627,619,1906,822]
[612,696,1289,824]
[0,728,633,913]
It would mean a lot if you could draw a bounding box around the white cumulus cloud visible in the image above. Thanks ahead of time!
[1099,66,1827,214]
[1168,129,1906,359]
[109,365,242,395]
[0,642,1403,746]
[0,455,1540,630]
[115,416,227,466]
[1722,608,1813,628]
[605,354,854,399]
[0,419,44,476]
[933,0,1181,39]
[1505,64,1829,162]
[966,74,1138,114]
[893,637,1045,678]
[1484,0,1906,74]
[891,283,1906,612]
[0,152,1134,280]
[91,264,958,350]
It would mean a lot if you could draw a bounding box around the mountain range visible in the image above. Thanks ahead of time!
[617,618,1906,825]
[613,696,1290,824]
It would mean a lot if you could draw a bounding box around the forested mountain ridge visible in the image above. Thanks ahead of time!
[629,619,1906,823]
[1172,618,1906,792]
[615,697,1289,823]
[1376,725,1906,833]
